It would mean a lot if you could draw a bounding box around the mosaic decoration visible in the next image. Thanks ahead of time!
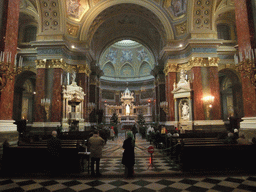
[120,50,133,63]
[100,41,154,79]
[66,0,89,19]
[137,48,149,62]
[105,48,118,64]
[165,0,187,17]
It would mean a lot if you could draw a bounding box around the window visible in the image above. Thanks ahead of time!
[23,25,37,42]
[217,24,231,40]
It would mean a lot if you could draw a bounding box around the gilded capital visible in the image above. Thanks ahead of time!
[35,59,47,69]
[77,64,91,76]
[50,59,65,69]
[189,57,203,67]
[208,57,220,67]
[164,63,178,75]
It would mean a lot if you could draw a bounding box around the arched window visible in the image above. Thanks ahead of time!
[217,24,231,40]
[23,25,37,42]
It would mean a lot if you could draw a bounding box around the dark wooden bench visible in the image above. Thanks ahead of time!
[182,137,225,145]
[179,144,256,173]
[2,140,89,174]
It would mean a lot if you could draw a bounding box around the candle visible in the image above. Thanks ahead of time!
[239,51,243,62]
[0,51,2,62]
[14,54,17,67]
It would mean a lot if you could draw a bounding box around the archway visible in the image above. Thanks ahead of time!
[13,71,36,123]
[219,69,243,123]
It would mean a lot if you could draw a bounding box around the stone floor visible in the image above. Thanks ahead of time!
[1,133,256,192]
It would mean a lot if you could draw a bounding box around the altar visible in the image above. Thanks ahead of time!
[105,88,152,130]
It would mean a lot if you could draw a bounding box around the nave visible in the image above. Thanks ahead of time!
[1,133,256,192]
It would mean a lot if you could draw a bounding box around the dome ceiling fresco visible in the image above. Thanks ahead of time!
[99,40,154,81]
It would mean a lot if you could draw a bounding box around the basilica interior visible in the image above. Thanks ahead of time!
[0,0,256,190]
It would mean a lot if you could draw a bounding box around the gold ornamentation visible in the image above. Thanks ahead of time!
[0,52,22,91]
[67,23,79,37]
[164,63,178,75]
[35,59,47,68]
[236,59,256,86]
[208,57,219,67]
[189,57,203,67]
[175,21,187,36]
[77,64,91,76]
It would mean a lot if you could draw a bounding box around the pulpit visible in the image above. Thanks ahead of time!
[62,79,85,131]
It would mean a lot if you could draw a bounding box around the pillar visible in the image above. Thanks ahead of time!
[50,59,64,123]
[77,64,91,126]
[0,0,21,134]
[34,60,46,123]
[190,57,224,130]
[234,0,256,139]
[164,63,177,124]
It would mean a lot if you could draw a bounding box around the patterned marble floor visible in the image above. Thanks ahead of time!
[1,133,256,191]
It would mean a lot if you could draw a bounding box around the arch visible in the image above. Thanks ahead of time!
[139,62,152,77]
[219,69,243,122]
[80,0,174,42]
[120,63,135,78]
[102,62,116,77]
[13,71,36,123]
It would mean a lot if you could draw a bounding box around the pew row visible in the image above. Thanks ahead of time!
[179,144,256,173]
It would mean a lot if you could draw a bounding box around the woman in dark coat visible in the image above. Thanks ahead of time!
[122,132,135,178]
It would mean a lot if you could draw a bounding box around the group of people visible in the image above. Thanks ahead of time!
[47,128,136,178]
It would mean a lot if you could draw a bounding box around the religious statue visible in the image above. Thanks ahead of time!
[72,71,76,83]
[181,102,189,121]
[126,104,130,115]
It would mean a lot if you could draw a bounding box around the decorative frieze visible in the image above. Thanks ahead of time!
[77,64,91,76]
[35,59,47,69]
[164,63,178,75]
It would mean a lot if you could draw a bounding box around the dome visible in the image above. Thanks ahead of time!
[99,40,155,82]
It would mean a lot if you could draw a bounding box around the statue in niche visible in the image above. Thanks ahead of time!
[126,104,130,116]
[181,102,189,121]
[71,71,76,83]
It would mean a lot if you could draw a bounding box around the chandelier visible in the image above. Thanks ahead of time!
[234,48,256,86]
[0,51,22,91]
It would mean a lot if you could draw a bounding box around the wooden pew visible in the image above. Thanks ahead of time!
[2,141,85,174]
[179,144,256,173]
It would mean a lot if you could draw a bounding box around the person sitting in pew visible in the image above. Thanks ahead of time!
[224,132,237,144]
[237,134,250,145]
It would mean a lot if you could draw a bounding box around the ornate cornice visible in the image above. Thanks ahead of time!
[208,57,220,67]
[164,63,178,75]
[77,64,91,76]
[35,59,47,69]
[187,57,219,68]
[35,59,76,73]
[188,57,204,67]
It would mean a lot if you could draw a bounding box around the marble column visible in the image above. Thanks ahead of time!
[50,60,64,123]
[234,0,256,139]
[164,63,177,122]
[34,60,46,123]
[77,64,90,123]
[0,0,20,132]
[190,57,224,130]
